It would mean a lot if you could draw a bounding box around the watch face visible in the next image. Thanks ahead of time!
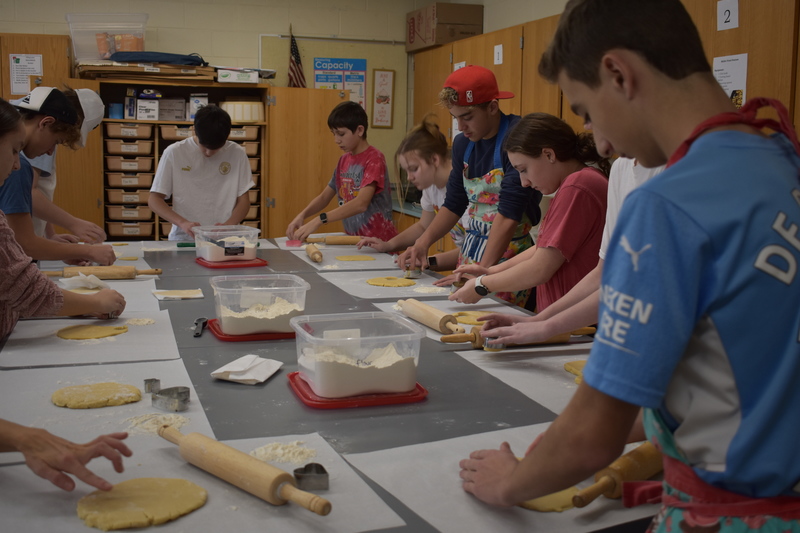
[475,285,489,296]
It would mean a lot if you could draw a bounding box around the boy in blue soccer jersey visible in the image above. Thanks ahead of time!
[457,1,800,530]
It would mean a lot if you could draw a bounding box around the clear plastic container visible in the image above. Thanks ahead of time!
[211,274,310,335]
[290,312,425,398]
[66,13,148,62]
[193,225,260,262]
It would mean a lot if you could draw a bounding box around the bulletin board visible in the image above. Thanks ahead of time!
[261,35,409,187]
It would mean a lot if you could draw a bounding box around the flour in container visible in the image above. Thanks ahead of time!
[219,297,302,335]
[196,236,257,262]
[299,343,417,398]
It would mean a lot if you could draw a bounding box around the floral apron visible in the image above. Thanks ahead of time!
[458,114,534,306]
[625,97,800,533]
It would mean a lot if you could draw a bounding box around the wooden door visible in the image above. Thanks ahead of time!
[452,26,524,116]
[520,15,561,117]
[412,44,453,133]
[266,87,349,238]
[0,34,71,99]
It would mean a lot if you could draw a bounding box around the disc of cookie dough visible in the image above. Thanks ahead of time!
[366,276,416,287]
[117,256,138,261]
[77,478,207,531]
[519,485,579,512]
[454,311,487,325]
[56,325,128,340]
[52,382,141,409]
[335,255,376,261]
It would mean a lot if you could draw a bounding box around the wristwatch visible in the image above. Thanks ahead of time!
[474,275,490,296]
[319,212,328,224]
[427,256,437,268]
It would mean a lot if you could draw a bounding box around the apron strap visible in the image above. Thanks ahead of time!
[667,97,800,167]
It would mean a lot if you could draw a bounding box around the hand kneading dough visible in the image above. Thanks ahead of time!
[564,360,587,384]
[366,276,416,287]
[57,325,128,340]
[519,485,579,512]
[77,478,207,531]
[52,382,141,409]
[335,255,375,261]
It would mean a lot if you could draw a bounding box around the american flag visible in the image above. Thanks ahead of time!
[288,30,306,88]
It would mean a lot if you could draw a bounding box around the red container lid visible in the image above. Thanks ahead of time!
[195,257,268,269]
[207,318,295,342]
[287,371,428,409]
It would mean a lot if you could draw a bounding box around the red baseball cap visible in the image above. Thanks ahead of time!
[442,65,514,106]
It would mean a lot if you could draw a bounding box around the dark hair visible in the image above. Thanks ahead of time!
[0,98,22,138]
[539,0,710,87]
[396,114,449,165]
[504,113,611,176]
[194,104,231,150]
[327,101,368,140]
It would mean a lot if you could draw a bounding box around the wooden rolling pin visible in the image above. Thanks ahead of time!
[306,235,361,245]
[42,265,162,279]
[440,326,596,350]
[306,243,323,263]
[397,299,465,334]
[158,426,331,516]
[572,441,663,508]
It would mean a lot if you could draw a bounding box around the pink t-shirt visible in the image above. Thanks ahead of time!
[535,167,607,311]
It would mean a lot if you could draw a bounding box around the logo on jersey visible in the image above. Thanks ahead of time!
[619,235,651,272]
[219,162,231,175]
[181,166,192,171]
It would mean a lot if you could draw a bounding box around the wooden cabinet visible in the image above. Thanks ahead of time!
[412,44,454,136]
[520,15,561,118]
[452,26,524,117]
[0,33,71,99]
[96,80,269,240]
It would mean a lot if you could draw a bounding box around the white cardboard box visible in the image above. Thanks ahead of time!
[188,93,208,120]
[158,98,186,121]
[136,99,158,121]
[217,69,259,83]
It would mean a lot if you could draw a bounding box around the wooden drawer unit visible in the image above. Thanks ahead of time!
[106,172,153,188]
[106,205,154,221]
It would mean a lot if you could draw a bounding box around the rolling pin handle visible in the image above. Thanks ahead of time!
[157,424,184,445]
[440,333,473,343]
[444,321,466,334]
[279,483,332,516]
[137,268,162,275]
[572,475,615,508]
[42,271,61,277]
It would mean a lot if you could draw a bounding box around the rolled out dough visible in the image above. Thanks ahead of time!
[366,276,416,287]
[454,311,487,325]
[564,360,587,384]
[335,255,375,261]
[56,325,128,340]
[519,485,579,512]
[126,318,155,326]
[77,478,207,531]
[117,256,138,261]
[52,382,141,409]
[111,243,128,246]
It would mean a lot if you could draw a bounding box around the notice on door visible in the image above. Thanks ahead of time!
[9,54,43,96]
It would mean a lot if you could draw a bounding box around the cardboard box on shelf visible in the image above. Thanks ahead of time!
[406,3,483,53]
[136,99,158,121]
[188,93,208,120]
[158,98,186,121]
[217,70,259,83]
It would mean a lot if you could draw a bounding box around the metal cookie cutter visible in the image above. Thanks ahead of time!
[403,268,422,279]
[145,378,190,412]
[293,463,329,491]
[450,279,466,294]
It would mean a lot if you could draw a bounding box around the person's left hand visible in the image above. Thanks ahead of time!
[459,441,519,507]
[449,277,483,304]
[293,218,323,242]
[432,273,458,287]
[17,428,132,491]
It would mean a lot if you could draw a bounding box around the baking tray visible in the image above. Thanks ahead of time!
[287,371,428,409]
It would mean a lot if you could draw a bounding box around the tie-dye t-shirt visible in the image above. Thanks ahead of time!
[326,145,398,240]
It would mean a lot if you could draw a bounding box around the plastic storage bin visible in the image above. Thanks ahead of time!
[106,123,152,139]
[290,312,425,398]
[105,139,153,155]
[210,274,310,335]
[67,13,148,62]
[106,189,149,204]
[106,205,153,221]
[106,172,153,188]
[194,225,260,262]
[106,221,153,237]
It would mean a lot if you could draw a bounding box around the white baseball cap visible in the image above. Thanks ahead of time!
[13,87,78,125]
[76,89,104,147]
